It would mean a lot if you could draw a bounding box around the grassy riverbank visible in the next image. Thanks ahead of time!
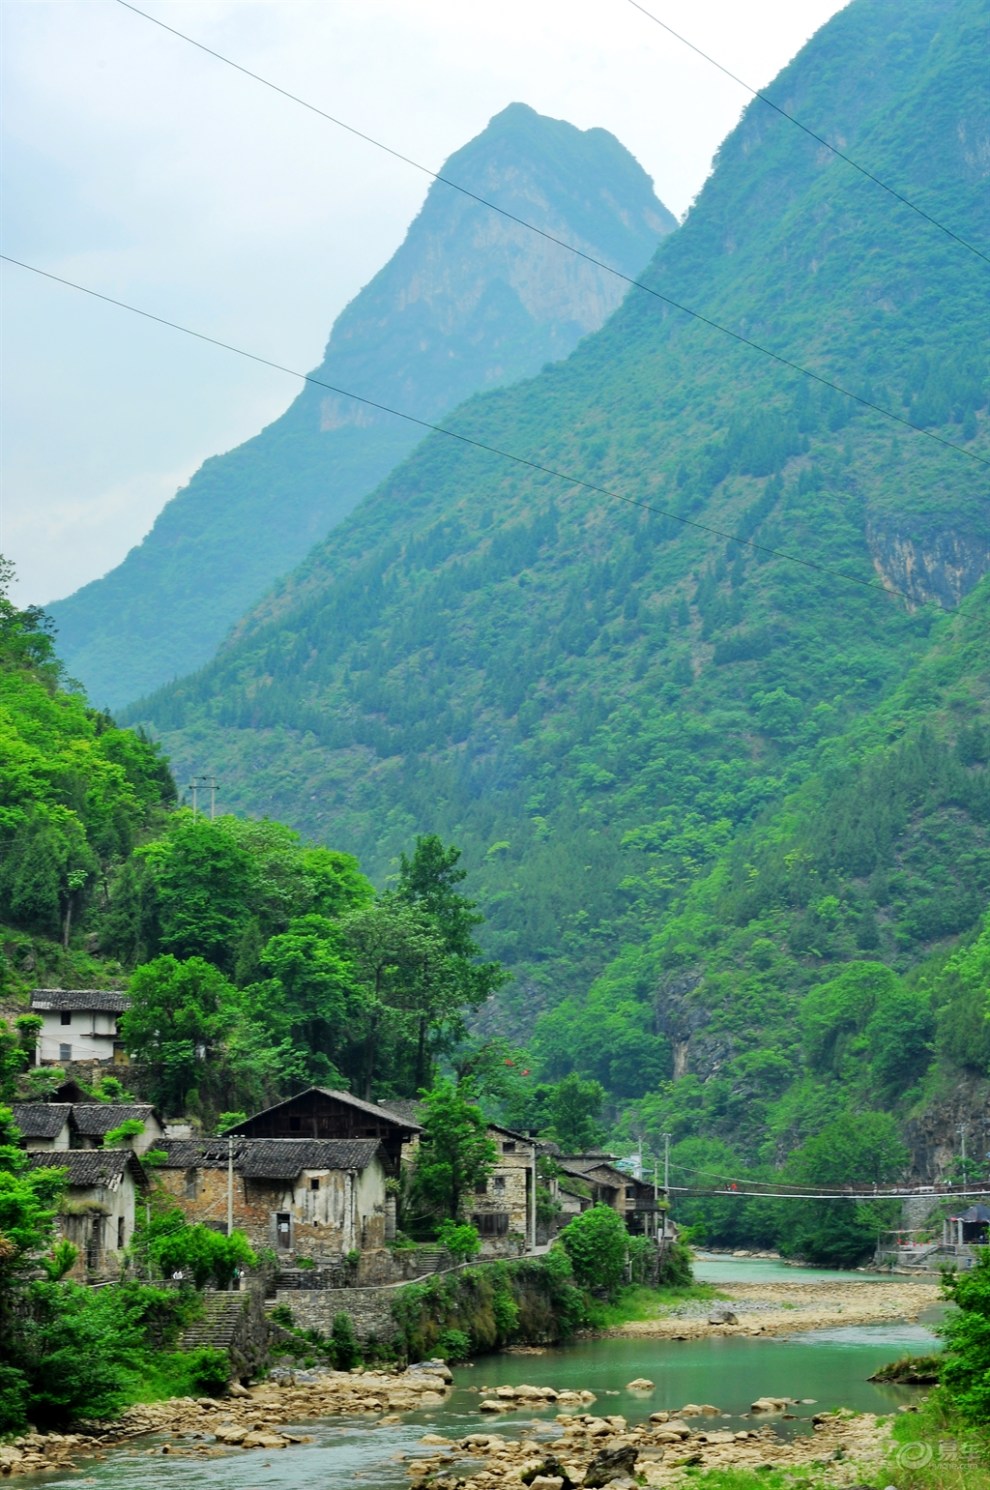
[675,1401,989,1490]
[610,1277,941,1340]
[586,1282,723,1330]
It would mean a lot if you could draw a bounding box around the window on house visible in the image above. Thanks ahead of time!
[474,1178,488,1194]
[117,1217,125,1249]
[494,1176,506,1193]
[60,1011,72,1026]
[184,1169,198,1200]
[289,1116,302,1132]
[502,1141,516,1153]
[59,1043,72,1062]
[310,1178,319,1191]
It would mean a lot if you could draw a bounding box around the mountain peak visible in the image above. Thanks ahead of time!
[51,108,674,711]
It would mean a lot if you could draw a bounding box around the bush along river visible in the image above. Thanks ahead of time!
[15,1259,941,1489]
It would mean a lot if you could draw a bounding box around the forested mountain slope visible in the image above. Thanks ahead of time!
[50,104,673,711]
[536,577,990,1165]
[0,562,175,997]
[137,0,989,1088]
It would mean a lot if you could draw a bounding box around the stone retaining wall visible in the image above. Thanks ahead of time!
[273,1285,397,1342]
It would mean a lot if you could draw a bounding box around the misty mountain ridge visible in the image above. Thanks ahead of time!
[50,102,674,710]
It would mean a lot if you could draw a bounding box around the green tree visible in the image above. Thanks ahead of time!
[546,1074,607,1151]
[121,955,239,1113]
[134,813,255,972]
[397,835,507,1013]
[558,1204,628,1298]
[342,895,466,1096]
[255,914,358,1087]
[436,1219,482,1262]
[134,1205,256,1289]
[781,1110,908,1266]
[0,1018,40,1102]
[407,1078,497,1230]
[938,1247,990,1424]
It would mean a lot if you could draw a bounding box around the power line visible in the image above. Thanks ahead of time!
[670,1185,990,1200]
[0,252,953,612]
[111,0,989,471]
[625,0,990,268]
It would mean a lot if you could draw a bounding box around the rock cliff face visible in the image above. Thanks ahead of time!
[903,1072,990,1183]
[50,103,674,711]
[868,521,990,609]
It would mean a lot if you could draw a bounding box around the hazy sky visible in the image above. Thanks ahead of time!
[1,0,847,606]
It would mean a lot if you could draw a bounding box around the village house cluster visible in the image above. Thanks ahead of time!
[15,989,671,1283]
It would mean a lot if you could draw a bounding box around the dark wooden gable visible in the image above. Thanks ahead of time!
[227,1087,418,1171]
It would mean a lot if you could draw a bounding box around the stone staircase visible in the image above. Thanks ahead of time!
[179,1290,245,1352]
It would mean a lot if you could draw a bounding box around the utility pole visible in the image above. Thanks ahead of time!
[663,1132,670,1193]
[188,775,219,817]
[530,1142,538,1254]
[958,1124,968,1177]
[227,1136,234,1238]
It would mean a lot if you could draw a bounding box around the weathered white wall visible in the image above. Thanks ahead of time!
[38,1011,119,1063]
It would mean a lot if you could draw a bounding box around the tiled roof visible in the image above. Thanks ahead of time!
[376,1098,422,1125]
[559,1158,625,1189]
[238,1139,383,1179]
[224,1087,421,1134]
[26,1149,146,1189]
[11,1104,73,1138]
[156,1137,383,1178]
[30,988,130,1013]
[156,1139,237,1170]
[71,1104,156,1135]
[377,1099,532,1146]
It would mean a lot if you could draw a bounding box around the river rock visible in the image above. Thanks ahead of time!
[243,1430,289,1448]
[213,1424,248,1444]
[582,1442,639,1486]
[625,1378,653,1391]
[752,1396,792,1412]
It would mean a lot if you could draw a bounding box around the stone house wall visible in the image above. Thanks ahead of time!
[38,1010,121,1064]
[157,1158,388,1260]
[470,1132,533,1245]
[272,1285,397,1343]
[58,1173,140,1281]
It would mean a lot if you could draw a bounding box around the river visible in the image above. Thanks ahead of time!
[34,1258,939,1490]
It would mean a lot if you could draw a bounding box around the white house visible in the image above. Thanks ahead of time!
[26,1149,148,1280]
[11,1103,73,1151]
[31,989,131,1066]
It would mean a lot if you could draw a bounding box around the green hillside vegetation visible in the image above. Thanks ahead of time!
[132,0,988,1131]
[0,559,175,994]
[0,558,507,1121]
[542,582,990,1141]
[49,104,674,711]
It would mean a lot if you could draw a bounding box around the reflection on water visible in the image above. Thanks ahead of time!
[693,1252,901,1285]
[36,1263,938,1490]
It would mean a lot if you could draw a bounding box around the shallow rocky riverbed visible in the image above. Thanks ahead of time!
[611,1279,940,1340]
[0,1277,940,1482]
